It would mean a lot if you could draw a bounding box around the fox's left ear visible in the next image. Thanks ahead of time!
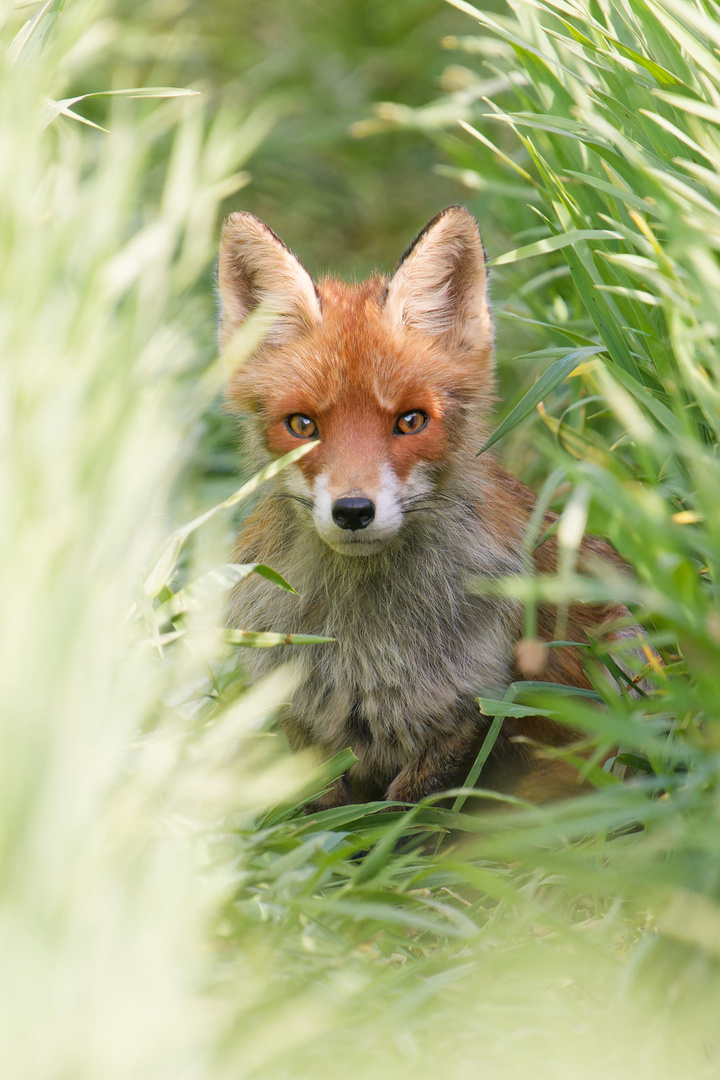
[383,206,491,354]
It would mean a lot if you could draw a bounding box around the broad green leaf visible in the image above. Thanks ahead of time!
[595,285,664,306]
[458,120,536,181]
[158,563,295,621]
[478,346,606,453]
[301,897,478,938]
[296,802,391,830]
[511,680,605,701]
[489,229,622,266]
[644,0,720,84]
[476,698,558,719]
[353,804,424,885]
[143,440,318,599]
[42,87,200,130]
[434,164,539,201]
[609,365,685,438]
[451,712,506,812]
[7,0,63,67]
[448,0,593,86]
[224,630,334,647]
[563,169,658,214]
[489,111,615,151]
[495,310,600,346]
[559,241,640,374]
[653,90,720,125]
[639,109,714,163]
[261,748,358,827]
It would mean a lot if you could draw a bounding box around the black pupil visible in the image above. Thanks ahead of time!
[401,412,423,431]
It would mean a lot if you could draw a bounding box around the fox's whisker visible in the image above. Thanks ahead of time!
[400,494,468,515]
[402,491,457,505]
[401,497,454,510]
[271,492,313,510]
[401,494,442,502]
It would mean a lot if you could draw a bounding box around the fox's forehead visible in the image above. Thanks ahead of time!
[304,276,415,402]
[259,277,454,415]
[316,273,386,312]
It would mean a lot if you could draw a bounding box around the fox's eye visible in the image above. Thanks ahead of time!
[286,414,318,439]
[394,410,428,435]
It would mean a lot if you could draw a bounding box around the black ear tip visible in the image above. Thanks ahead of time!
[440,203,477,220]
[395,206,482,270]
[420,205,478,234]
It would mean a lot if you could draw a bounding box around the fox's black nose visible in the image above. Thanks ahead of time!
[332,497,375,531]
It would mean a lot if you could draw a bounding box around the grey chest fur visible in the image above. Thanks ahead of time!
[231,511,524,776]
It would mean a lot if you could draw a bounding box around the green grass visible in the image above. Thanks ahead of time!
[4,0,720,1077]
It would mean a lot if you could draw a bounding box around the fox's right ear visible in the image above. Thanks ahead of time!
[217,213,322,349]
[383,206,491,356]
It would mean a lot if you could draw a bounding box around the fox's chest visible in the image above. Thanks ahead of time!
[231,528,523,763]
[281,589,518,760]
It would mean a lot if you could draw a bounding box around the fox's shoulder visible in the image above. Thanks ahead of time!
[462,457,536,553]
[231,495,287,565]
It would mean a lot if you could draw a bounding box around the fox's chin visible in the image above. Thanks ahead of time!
[317,532,395,557]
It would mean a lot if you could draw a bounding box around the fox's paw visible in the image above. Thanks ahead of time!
[304,776,352,814]
[383,775,420,808]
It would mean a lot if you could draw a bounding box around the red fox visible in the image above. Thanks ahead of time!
[218,206,643,807]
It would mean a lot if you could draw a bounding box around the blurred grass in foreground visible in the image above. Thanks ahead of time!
[4,1,720,1079]
[0,1,303,1075]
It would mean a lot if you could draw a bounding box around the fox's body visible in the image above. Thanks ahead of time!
[218,207,631,806]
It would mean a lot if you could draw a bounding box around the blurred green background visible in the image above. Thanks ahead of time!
[66,0,482,274]
[118,0,475,274]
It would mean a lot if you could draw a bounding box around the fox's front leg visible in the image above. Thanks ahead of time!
[384,730,483,806]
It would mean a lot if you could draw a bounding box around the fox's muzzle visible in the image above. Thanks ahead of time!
[308,464,431,556]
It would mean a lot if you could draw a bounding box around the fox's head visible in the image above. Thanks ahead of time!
[218,206,494,556]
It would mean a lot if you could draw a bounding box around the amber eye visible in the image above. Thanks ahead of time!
[394,410,428,435]
[285,413,318,439]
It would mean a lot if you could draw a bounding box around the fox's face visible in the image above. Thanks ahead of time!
[218,206,494,556]
[267,390,445,557]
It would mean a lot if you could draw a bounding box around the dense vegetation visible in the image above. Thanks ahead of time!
[3,0,720,1077]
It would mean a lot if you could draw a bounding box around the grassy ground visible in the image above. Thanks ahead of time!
[3,0,720,1077]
